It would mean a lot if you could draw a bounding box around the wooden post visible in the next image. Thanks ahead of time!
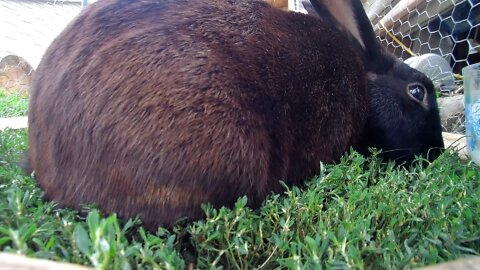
[419,256,480,270]
[0,252,92,270]
[442,132,468,161]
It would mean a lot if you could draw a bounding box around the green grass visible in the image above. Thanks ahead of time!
[0,128,479,269]
[0,88,29,117]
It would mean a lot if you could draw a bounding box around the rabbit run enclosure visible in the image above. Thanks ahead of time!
[0,0,479,269]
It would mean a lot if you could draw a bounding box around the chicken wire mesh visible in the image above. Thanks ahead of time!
[0,0,82,93]
[363,0,479,92]
[0,0,477,93]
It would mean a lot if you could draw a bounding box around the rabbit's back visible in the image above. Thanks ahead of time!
[28,0,367,228]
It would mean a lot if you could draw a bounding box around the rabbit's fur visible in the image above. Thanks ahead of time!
[25,0,443,229]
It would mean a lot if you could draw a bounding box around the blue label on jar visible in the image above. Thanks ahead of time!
[466,98,480,151]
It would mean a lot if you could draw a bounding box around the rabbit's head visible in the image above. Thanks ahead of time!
[313,0,444,164]
[356,59,444,164]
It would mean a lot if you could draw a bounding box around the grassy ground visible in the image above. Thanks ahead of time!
[0,88,29,117]
[0,128,479,269]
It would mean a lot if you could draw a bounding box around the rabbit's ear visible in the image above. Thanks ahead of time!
[313,0,393,73]
[313,0,365,49]
[347,0,391,68]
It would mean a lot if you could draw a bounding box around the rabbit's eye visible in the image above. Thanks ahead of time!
[408,84,425,102]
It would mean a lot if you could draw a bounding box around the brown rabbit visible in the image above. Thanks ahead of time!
[25,0,443,229]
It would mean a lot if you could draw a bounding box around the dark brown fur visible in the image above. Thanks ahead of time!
[28,0,369,229]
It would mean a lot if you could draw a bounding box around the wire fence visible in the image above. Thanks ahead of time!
[0,0,81,93]
[363,0,479,93]
[0,0,477,94]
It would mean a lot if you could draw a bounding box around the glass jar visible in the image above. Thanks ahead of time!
[463,63,480,166]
